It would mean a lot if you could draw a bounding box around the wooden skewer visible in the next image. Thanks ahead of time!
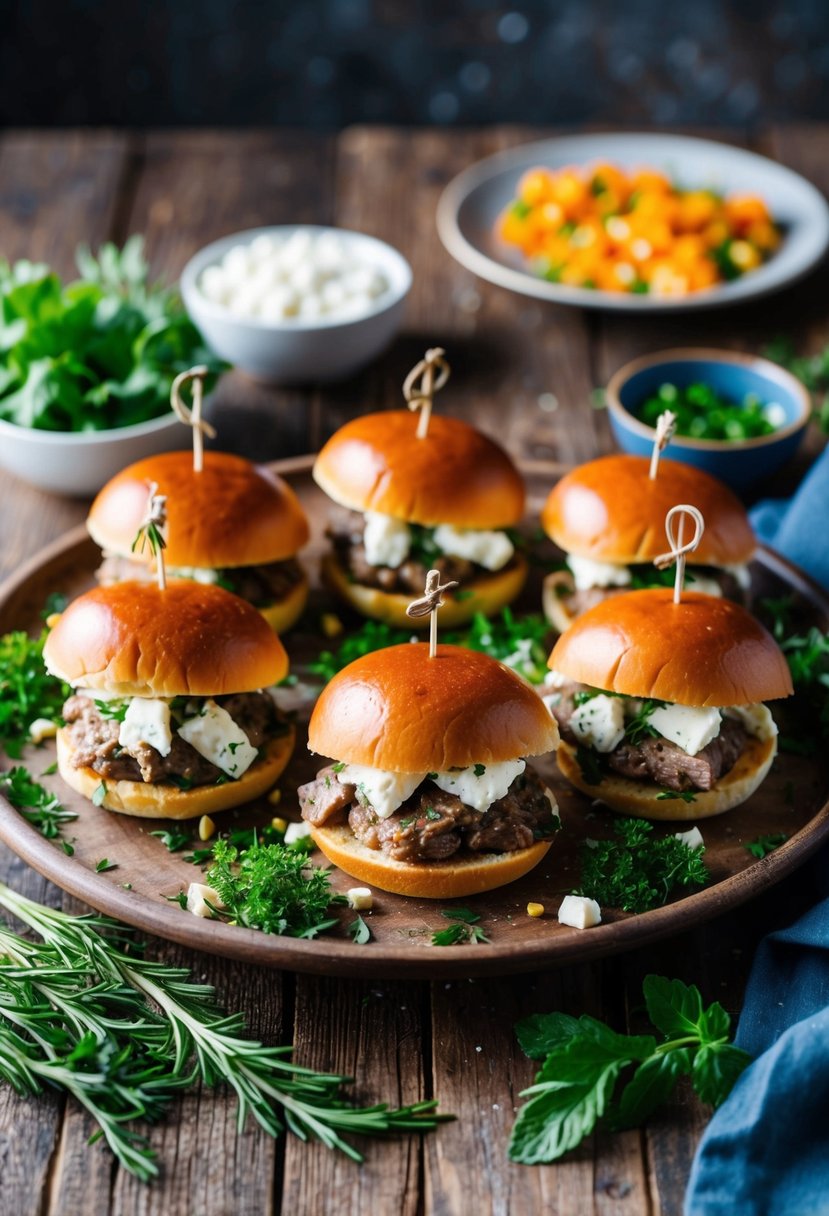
[403,348,450,439]
[171,365,217,472]
[649,409,677,480]
[653,503,705,604]
[406,569,459,658]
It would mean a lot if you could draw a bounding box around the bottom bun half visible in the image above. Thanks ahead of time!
[556,734,776,821]
[56,728,295,819]
[309,821,552,898]
[321,553,529,629]
[258,575,309,634]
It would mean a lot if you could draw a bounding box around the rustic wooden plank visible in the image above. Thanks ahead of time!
[281,976,426,1216]
[122,130,338,461]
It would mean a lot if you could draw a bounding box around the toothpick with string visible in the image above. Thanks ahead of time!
[406,570,459,658]
[171,365,216,472]
[653,504,705,604]
[649,409,677,480]
[403,348,451,439]
[131,482,168,591]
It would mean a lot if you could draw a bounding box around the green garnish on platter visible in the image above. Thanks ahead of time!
[638,381,781,441]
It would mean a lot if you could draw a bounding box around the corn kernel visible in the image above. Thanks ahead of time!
[526,902,545,918]
[268,787,282,806]
[198,814,216,842]
[272,816,288,834]
[321,613,343,638]
[347,887,373,910]
[45,613,62,629]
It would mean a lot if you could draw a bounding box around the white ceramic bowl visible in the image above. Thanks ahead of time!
[0,412,186,498]
[180,226,412,383]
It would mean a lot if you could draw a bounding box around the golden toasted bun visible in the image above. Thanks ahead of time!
[557,734,776,820]
[56,729,294,819]
[313,411,525,527]
[549,589,792,706]
[87,451,309,567]
[309,642,559,770]
[321,553,528,629]
[541,455,755,565]
[44,581,288,696]
[258,574,309,634]
[310,822,552,898]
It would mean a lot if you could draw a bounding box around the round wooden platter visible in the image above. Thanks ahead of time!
[0,457,827,979]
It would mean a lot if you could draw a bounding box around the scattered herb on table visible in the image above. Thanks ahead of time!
[744,833,789,859]
[509,974,750,1164]
[92,782,107,807]
[577,818,709,914]
[308,621,412,683]
[0,766,77,839]
[149,828,192,853]
[766,336,829,432]
[95,858,117,873]
[349,915,372,945]
[637,381,779,441]
[431,907,490,947]
[0,628,69,758]
[0,238,225,432]
[0,881,448,1181]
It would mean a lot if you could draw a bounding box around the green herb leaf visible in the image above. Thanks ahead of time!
[349,915,371,945]
[515,1012,581,1060]
[0,627,70,757]
[95,858,117,873]
[473,763,486,777]
[150,828,192,853]
[0,766,77,839]
[205,838,340,938]
[431,907,490,946]
[744,833,789,859]
[577,819,709,913]
[92,782,107,807]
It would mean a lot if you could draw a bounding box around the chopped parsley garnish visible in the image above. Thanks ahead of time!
[95,858,117,873]
[150,828,192,852]
[575,745,605,785]
[473,763,486,777]
[623,699,663,746]
[92,782,107,807]
[0,626,69,757]
[349,915,372,945]
[0,766,77,838]
[332,761,346,773]
[167,774,194,791]
[577,818,709,913]
[656,790,697,803]
[744,833,789,859]
[425,808,441,821]
[93,699,128,722]
[431,907,490,946]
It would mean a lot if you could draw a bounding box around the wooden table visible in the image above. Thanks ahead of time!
[0,125,827,1216]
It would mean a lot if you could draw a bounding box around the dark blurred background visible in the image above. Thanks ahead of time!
[4,0,829,128]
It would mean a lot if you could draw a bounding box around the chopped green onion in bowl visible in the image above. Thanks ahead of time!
[638,380,784,442]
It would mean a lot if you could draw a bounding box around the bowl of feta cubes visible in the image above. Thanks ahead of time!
[181,226,412,384]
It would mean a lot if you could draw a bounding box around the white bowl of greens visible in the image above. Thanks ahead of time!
[0,238,223,497]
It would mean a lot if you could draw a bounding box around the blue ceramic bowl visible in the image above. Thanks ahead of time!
[606,349,811,490]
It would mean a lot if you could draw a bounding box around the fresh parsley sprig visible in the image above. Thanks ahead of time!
[578,819,709,913]
[0,628,69,757]
[0,881,449,1179]
[509,975,751,1164]
[744,833,788,859]
[0,766,77,839]
[431,908,490,946]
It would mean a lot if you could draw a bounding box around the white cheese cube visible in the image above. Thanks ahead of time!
[432,524,514,572]
[119,698,173,758]
[544,668,569,689]
[675,826,705,850]
[186,883,226,918]
[558,895,602,930]
[363,512,411,568]
[259,287,300,321]
[29,717,58,744]
[222,244,252,284]
[314,232,347,271]
[276,228,313,271]
[724,703,777,742]
[298,294,324,319]
[570,695,625,753]
[567,555,631,591]
[321,280,348,311]
[649,704,721,756]
[167,565,221,585]
[346,887,373,910]
[249,233,277,262]
[337,765,422,820]
[177,700,257,779]
[284,821,313,845]
[291,262,328,294]
[762,401,787,428]
[433,758,526,812]
[200,265,229,303]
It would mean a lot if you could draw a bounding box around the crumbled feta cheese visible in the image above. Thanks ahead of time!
[167,566,221,585]
[433,759,526,812]
[363,512,411,568]
[724,703,777,742]
[119,698,173,758]
[186,883,226,918]
[346,887,373,910]
[284,821,313,845]
[558,895,602,929]
[337,765,422,820]
[675,827,705,850]
[177,700,257,778]
[544,669,569,689]
[649,704,722,756]
[432,524,514,572]
[687,574,723,597]
[29,718,58,744]
[567,555,632,591]
[570,695,626,753]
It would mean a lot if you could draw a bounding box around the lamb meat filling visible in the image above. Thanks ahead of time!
[96,555,303,608]
[549,680,748,793]
[554,566,746,618]
[297,764,557,863]
[62,692,282,786]
[325,509,519,596]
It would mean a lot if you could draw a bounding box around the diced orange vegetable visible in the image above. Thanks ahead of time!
[676,191,719,232]
[517,167,554,207]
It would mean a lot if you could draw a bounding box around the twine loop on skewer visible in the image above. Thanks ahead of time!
[653,503,705,605]
[406,569,459,658]
[648,409,677,480]
[171,365,216,472]
[403,348,451,439]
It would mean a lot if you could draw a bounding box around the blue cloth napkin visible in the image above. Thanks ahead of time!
[685,854,829,1216]
[750,446,829,590]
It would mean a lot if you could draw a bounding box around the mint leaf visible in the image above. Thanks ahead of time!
[509,1063,624,1164]
[615,1049,693,1127]
[692,1042,751,1107]
[516,1012,581,1060]
[643,975,705,1038]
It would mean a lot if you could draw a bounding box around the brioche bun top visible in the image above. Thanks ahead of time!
[541,455,755,565]
[87,451,309,567]
[549,588,792,706]
[312,411,525,527]
[44,581,288,696]
[308,643,559,771]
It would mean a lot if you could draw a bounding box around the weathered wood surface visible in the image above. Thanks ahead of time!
[0,124,827,1216]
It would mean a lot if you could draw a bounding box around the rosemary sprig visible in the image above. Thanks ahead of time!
[0,882,448,1179]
